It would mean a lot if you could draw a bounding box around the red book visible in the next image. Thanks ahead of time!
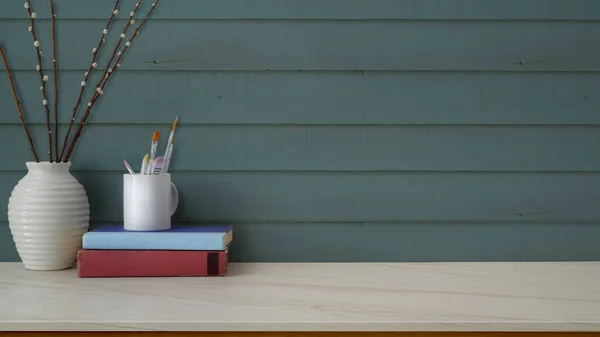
[77,249,227,278]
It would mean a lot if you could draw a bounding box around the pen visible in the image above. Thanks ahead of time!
[160,116,178,175]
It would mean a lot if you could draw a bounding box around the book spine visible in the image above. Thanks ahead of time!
[77,249,227,278]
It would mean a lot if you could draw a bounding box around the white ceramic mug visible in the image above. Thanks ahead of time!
[123,174,178,231]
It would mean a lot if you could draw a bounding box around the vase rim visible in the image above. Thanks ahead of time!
[26,161,71,165]
[26,161,72,170]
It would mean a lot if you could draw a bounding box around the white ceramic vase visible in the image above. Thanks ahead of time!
[7,162,90,271]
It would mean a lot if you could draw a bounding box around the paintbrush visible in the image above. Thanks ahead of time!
[147,131,160,174]
[123,159,135,174]
[160,116,178,175]
[140,153,150,175]
[150,131,160,160]
[151,156,165,174]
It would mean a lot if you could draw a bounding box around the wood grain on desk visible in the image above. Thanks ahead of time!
[0,262,599,332]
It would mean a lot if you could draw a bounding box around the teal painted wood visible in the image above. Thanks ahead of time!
[1,0,599,263]
[0,171,599,223]
[0,226,20,262]
[2,221,600,262]
[4,0,600,20]
[3,124,600,171]
[2,71,600,125]
[226,222,600,262]
[2,20,600,71]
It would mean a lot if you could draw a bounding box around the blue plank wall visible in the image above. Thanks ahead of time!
[1,0,600,262]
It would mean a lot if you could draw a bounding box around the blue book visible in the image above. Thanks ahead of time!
[82,225,233,251]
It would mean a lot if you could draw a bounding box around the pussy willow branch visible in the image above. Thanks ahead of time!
[0,44,40,162]
[58,0,121,162]
[63,0,161,162]
[95,1,143,92]
[25,0,53,162]
[50,0,59,160]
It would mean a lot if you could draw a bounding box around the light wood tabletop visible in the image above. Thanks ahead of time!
[0,262,599,333]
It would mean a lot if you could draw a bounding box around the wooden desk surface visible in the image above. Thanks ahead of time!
[0,262,599,332]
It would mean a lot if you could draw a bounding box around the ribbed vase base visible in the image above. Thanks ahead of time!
[23,262,75,271]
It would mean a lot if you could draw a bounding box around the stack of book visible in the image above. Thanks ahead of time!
[77,225,232,278]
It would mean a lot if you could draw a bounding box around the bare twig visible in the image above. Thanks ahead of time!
[0,44,40,162]
[25,0,53,162]
[50,0,59,160]
[63,1,161,162]
[58,0,121,162]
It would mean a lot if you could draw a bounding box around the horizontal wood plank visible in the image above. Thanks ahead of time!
[3,0,600,20]
[2,71,600,125]
[2,221,600,262]
[1,21,600,71]
[3,124,600,172]
[1,171,599,223]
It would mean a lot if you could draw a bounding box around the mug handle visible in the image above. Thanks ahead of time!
[170,182,179,216]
